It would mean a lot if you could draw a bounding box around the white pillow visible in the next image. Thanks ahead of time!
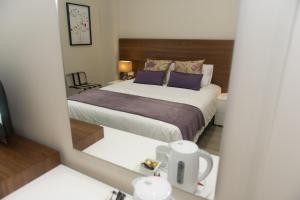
[165,62,175,83]
[144,61,175,84]
[201,64,214,87]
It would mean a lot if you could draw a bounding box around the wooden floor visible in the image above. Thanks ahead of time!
[197,124,223,156]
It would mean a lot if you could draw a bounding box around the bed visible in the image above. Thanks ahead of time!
[68,39,233,143]
[68,80,221,142]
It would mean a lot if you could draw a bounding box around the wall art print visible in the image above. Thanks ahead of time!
[66,3,92,45]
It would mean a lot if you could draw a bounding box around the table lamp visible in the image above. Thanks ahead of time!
[118,60,133,80]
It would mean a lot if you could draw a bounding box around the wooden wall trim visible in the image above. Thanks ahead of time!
[119,39,234,92]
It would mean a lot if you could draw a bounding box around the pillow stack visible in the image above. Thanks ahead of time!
[134,59,172,85]
[134,59,214,90]
[144,59,172,71]
[174,60,205,74]
[168,71,203,90]
[167,60,204,90]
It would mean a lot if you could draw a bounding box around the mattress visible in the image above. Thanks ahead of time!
[68,80,221,142]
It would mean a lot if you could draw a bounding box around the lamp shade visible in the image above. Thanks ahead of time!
[118,61,132,73]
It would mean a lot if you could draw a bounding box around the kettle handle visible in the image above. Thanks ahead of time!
[198,149,213,181]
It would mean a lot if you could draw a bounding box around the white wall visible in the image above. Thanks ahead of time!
[0,0,133,196]
[216,0,300,200]
[58,0,118,95]
[253,2,300,199]
[119,0,239,39]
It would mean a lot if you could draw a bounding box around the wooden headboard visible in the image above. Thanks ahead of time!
[119,39,234,92]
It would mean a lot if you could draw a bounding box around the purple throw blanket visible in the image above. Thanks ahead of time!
[68,89,205,141]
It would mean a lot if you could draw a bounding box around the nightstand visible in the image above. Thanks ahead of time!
[214,93,228,126]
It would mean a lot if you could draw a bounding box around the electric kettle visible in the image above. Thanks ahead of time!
[132,176,173,200]
[167,140,213,193]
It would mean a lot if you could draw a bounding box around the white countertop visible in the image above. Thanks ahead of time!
[3,165,132,200]
[83,126,166,172]
[83,126,219,200]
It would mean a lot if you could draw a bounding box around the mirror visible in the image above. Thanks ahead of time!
[57,0,238,199]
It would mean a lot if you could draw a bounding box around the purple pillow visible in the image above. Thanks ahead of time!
[134,70,166,86]
[167,71,203,90]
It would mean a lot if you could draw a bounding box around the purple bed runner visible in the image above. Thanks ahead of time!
[68,89,205,141]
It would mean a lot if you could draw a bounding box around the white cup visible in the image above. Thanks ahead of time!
[156,145,170,167]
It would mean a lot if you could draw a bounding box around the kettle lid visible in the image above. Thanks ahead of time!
[170,140,198,154]
[133,176,172,200]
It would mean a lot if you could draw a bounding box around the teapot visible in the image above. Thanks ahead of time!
[167,140,213,193]
[132,176,173,200]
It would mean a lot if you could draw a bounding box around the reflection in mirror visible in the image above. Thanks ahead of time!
[57,0,238,199]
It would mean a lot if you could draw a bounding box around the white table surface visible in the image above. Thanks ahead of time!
[3,165,132,200]
[84,126,166,172]
[83,126,219,200]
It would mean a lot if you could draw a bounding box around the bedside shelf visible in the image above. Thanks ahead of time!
[0,134,60,198]
[71,119,104,151]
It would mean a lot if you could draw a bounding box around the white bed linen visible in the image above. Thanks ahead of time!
[68,80,221,142]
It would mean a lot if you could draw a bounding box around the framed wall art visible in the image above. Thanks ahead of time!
[66,3,92,46]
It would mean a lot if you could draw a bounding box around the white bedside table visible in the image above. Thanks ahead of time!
[214,93,228,126]
[3,165,132,200]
